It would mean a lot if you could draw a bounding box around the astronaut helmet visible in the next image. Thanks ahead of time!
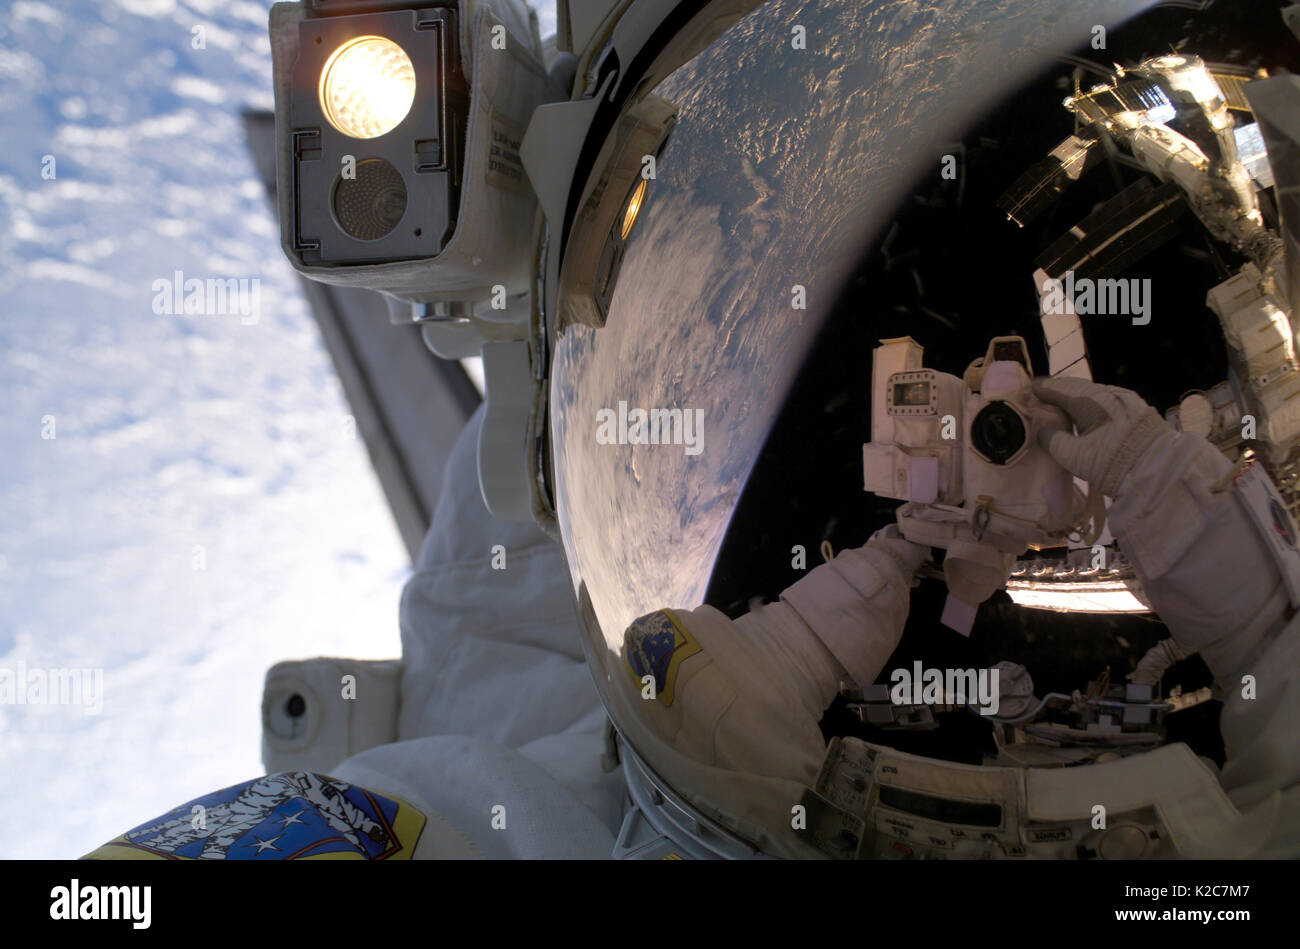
[538,0,1300,859]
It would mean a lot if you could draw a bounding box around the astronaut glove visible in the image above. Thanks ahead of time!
[866,523,931,578]
[1031,376,1174,499]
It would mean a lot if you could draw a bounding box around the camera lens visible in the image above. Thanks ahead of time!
[333,157,407,241]
[971,400,1026,464]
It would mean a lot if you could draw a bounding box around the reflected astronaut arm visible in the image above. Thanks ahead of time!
[622,528,928,783]
[1106,429,1290,681]
[734,526,930,715]
[1036,377,1299,843]
[1033,376,1289,686]
[1105,431,1300,833]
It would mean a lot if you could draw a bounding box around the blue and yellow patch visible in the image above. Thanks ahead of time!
[624,609,701,707]
[82,772,426,860]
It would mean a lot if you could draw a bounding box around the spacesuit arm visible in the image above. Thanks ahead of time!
[733,526,928,716]
[1035,377,1300,848]
[1107,435,1300,833]
[1033,376,1291,679]
[1106,429,1290,681]
[623,528,927,783]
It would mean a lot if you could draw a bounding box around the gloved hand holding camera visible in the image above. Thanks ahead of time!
[1030,376,1176,500]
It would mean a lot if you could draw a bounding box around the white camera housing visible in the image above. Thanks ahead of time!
[864,336,1084,616]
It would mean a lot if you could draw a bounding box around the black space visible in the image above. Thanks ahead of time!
[705,0,1300,765]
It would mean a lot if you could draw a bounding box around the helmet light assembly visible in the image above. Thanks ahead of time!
[287,6,467,265]
[318,35,416,141]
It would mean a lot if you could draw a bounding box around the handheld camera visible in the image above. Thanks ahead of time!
[863,336,1093,627]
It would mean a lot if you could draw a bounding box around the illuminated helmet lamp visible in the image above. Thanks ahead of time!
[286,7,468,265]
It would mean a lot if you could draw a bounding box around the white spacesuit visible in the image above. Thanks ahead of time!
[83,375,1300,859]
